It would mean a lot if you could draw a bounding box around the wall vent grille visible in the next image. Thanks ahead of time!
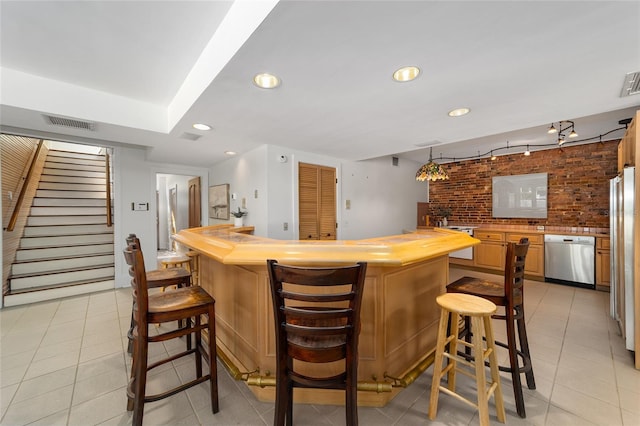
[620,71,640,97]
[43,115,96,131]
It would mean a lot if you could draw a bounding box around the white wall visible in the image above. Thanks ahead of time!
[210,144,427,240]
[112,146,208,288]
[208,145,269,234]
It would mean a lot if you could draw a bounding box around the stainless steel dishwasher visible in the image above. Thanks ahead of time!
[544,234,595,288]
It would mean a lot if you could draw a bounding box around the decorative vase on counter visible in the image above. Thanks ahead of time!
[234,217,243,227]
[442,217,448,227]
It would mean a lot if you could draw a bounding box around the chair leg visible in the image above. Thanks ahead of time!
[346,355,358,426]
[447,312,460,391]
[428,308,450,420]
[483,315,505,423]
[273,354,288,426]
[132,325,149,426]
[194,315,203,378]
[206,306,219,413]
[286,358,293,426]
[516,306,536,390]
[506,308,526,418]
[471,316,490,426]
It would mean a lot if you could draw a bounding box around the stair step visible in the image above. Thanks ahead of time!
[44,161,104,173]
[32,198,106,207]
[39,175,106,185]
[29,206,107,216]
[10,266,115,290]
[23,224,113,237]
[27,215,107,226]
[4,280,115,307]
[42,168,105,178]
[11,254,115,275]
[48,150,105,162]
[16,243,114,261]
[45,156,105,168]
[20,233,113,248]
[38,182,105,191]
[35,189,107,199]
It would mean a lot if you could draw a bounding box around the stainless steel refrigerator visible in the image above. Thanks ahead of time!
[610,166,635,351]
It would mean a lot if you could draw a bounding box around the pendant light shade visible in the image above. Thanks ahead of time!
[415,148,449,182]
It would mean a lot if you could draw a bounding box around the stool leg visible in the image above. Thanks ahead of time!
[471,316,490,426]
[447,312,460,392]
[506,306,526,418]
[428,308,450,420]
[484,315,505,423]
[516,305,536,390]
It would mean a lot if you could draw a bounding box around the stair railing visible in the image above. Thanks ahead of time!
[105,152,112,227]
[6,139,44,232]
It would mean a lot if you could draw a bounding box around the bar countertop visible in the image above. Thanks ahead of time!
[174,225,480,266]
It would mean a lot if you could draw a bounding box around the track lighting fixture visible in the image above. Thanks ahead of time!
[547,120,578,145]
[524,145,530,156]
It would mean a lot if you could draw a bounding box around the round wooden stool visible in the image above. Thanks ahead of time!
[429,293,505,426]
[161,255,192,271]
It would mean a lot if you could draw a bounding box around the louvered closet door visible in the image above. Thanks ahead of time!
[298,163,336,240]
[318,167,336,240]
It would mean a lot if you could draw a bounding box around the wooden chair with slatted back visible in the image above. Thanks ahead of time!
[446,238,535,418]
[123,238,219,426]
[125,234,192,353]
[267,259,367,426]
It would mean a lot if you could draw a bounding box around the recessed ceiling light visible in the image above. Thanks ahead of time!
[193,123,211,131]
[448,108,470,117]
[224,151,237,156]
[392,66,420,82]
[253,73,280,89]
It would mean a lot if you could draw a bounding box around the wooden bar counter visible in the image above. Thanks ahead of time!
[174,225,479,407]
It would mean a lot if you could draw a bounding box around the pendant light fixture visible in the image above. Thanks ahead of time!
[415,147,449,182]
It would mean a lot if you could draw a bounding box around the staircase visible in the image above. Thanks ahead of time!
[4,149,114,307]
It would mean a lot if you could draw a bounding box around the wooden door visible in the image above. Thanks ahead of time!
[188,177,201,228]
[299,163,336,240]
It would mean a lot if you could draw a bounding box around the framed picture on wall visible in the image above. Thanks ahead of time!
[209,184,230,219]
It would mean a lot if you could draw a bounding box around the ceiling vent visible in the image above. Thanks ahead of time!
[43,114,96,131]
[620,71,640,97]
[180,132,201,141]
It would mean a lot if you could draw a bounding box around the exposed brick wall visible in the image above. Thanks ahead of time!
[428,140,619,228]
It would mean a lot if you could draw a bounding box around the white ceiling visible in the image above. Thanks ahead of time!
[1,1,639,167]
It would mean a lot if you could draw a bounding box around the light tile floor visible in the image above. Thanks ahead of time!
[1,268,639,425]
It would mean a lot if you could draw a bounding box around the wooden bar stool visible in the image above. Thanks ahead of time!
[447,238,534,418]
[267,259,367,426]
[123,238,219,426]
[429,293,505,426]
[161,255,192,272]
[126,234,192,354]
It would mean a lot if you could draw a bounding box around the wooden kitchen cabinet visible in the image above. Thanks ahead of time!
[474,231,505,270]
[618,117,636,172]
[596,237,610,290]
[506,233,544,277]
